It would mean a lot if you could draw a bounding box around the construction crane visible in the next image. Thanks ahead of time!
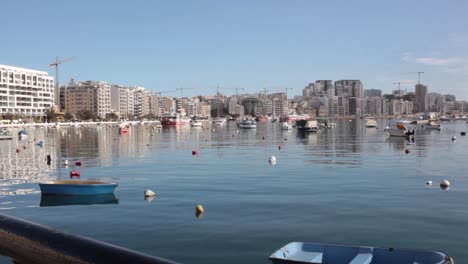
[154,90,174,96]
[176,87,192,97]
[393,82,401,95]
[234,87,244,97]
[285,87,293,99]
[49,56,74,105]
[402,72,424,84]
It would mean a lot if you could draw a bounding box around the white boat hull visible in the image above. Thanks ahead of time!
[387,128,414,137]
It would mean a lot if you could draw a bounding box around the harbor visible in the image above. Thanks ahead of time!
[0,119,467,263]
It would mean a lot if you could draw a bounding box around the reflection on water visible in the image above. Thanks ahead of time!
[0,120,468,264]
[40,193,118,207]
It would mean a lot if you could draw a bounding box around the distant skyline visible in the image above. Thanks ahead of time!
[2,0,468,100]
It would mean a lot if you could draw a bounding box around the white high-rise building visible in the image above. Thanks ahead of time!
[0,65,55,117]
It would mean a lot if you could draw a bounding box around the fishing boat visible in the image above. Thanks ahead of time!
[237,118,257,129]
[161,113,179,127]
[296,120,319,132]
[39,180,118,195]
[365,118,378,128]
[0,128,13,140]
[269,242,453,264]
[386,123,415,138]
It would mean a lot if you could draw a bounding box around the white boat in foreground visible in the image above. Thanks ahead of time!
[270,242,453,264]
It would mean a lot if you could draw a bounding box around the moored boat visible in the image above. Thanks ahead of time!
[190,120,203,127]
[281,122,292,130]
[296,120,318,132]
[39,180,118,195]
[237,118,257,129]
[269,242,453,264]
[161,113,179,127]
[212,117,227,126]
[0,128,13,140]
[365,118,378,128]
[179,116,191,125]
[386,122,414,138]
[18,129,28,140]
[119,122,130,134]
[40,193,118,207]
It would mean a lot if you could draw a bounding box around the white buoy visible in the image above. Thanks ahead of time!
[145,196,155,203]
[426,180,432,185]
[385,126,389,131]
[64,160,69,165]
[452,136,456,141]
[269,156,277,165]
[196,204,204,218]
[440,180,450,189]
[144,189,156,197]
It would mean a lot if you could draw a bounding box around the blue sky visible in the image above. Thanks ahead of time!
[2,0,468,99]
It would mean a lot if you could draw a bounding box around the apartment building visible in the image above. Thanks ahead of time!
[63,80,111,118]
[0,64,54,116]
[335,80,364,98]
[110,85,135,118]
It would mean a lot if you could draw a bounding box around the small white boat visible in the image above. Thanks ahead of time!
[270,242,453,264]
[365,118,377,128]
[386,123,414,138]
[237,118,256,129]
[424,121,442,130]
[190,120,203,127]
[212,117,227,126]
[0,128,13,140]
[281,122,292,130]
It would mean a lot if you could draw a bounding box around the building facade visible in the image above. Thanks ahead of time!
[62,80,111,118]
[0,64,55,117]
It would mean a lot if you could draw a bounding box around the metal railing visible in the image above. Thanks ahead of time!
[0,213,179,264]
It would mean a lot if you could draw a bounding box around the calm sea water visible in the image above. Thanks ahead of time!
[0,119,467,264]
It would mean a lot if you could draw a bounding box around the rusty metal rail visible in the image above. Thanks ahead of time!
[0,213,179,264]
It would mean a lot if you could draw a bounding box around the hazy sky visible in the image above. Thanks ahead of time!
[2,0,468,99]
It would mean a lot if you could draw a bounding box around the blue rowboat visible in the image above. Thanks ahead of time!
[269,242,453,264]
[40,193,119,207]
[39,180,118,195]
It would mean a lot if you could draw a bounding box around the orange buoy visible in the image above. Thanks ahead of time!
[405,149,410,154]
[192,150,200,155]
[75,161,82,166]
